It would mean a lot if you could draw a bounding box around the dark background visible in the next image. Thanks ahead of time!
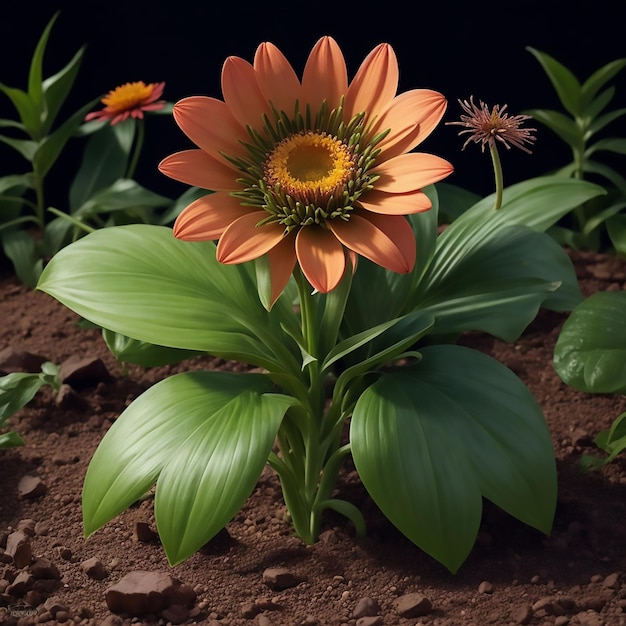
[1,0,625,206]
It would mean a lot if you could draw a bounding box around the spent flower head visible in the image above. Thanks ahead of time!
[85,81,166,125]
[159,36,453,302]
[447,96,536,154]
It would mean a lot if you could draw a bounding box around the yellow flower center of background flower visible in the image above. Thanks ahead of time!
[265,132,355,202]
[102,81,152,112]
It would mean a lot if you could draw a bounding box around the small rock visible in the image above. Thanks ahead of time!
[262,567,299,590]
[105,570,196,616]
[17,475,47,499]
[392,592,433,618]
[353,596,381,618]
[133,521,158,543]
[478,580,494,594]
[356,617,383,626]
[511,604,533,625]
[5,531,32,568]
[602,572,620,589]
[55,383,91,410]
[0,347,47,374]
[6,570,34,595]
[30,557,61,580]
[60,355,113,388]
[161,603,190,624]
[240,602,260,618]
[81,557,108,580]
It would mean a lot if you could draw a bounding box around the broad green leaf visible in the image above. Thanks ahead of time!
[82,371,294,564]
[0,372,46,422]
[581,58,626,111]
[0,432,25,449]
[526,47,581,117]
[436,182,481,223]
[1,230,42,288]
[73,178,171,217]
[69,119,133,211]
[554,291,626,393]
[102,329,204,367]
[37,224,301,373]
[41,47,86,135]
[343,185,439,336]
[351,345,556,572]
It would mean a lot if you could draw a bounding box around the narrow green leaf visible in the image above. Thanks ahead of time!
[33,98,100,178]
[524,109,582,147]
[0,432,26,449]
[581,58,626,111]
[554,291,626,393]
[1,230,43,288]
[607,214,626,256]
[0,372,47,422]
[27,12,60,109]
[0,84,39,137]
[41,47,86,135]
[526,47,581,116]
[0,133,38,162]
[586,137,626,157]
[588,108,626,136]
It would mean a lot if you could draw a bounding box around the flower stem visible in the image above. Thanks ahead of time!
[489,141,504,210]
[126,118,144,180]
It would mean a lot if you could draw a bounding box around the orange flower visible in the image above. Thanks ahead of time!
[159,37,453,301]
[85,81,166,126]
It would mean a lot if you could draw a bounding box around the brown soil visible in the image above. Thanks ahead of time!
[2,250,626,626]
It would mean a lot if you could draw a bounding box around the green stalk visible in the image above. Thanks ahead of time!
[489,141,504,211]
[126,118,144,180]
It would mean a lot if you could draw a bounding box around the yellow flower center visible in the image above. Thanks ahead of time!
[102,81,152,112]
[265,132,356,206]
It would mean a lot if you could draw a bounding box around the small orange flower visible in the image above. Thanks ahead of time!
[159,37,453,302]
[85,81,166,126]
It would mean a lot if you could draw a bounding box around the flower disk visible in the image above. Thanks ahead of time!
[85,81,166,126]
[159,37,454,301]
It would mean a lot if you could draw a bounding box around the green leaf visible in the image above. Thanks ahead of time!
[588,108,626,136]
[69,122,134,211]
[414,225,582,340]
[27,11,60,112]
[554,291,626,393]
[37,224,301,374]
[607,214,626,255]
[1,230,43,288]
[586,137,626,157]
[526,47,582,117]
[33,98,100,178]
[351,345,556,572]
[524,109,582,147]
[82,371,294,564]
[0,134,38,162]
[41,47,86,135]
[102,329,204,367]
[581,58,626,111]
[0,372,47,423]
[0,432,26,449]
[436,182,481,223]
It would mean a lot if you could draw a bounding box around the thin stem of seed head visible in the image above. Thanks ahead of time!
[489,141,504,210]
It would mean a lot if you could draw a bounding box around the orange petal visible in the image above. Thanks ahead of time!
[373,90,448,161]
[221,56,273,128]
[373,153,454,192]
[254,42,302,114]
[302,36,348,113]
[217,212,286,264]
[173,193,251,241]
[295,227,346,293]
[158,150,238,191]
[358,189,432,215]
[329,213,415,273]
[267,233,297,306]
[173,97,248,159]
[345,43,398,121]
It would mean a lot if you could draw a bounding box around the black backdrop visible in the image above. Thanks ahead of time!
[1,0,625,206]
